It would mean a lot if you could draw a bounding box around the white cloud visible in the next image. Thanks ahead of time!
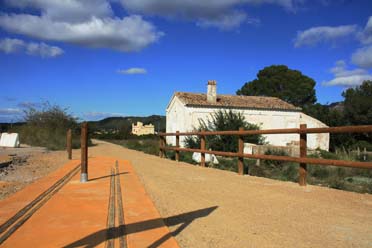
[4,0,113,22]
[323,60,372,87]
[26,42,64,57]
[359,16,372,44]
[196,11,252,30]
[121,0,301,30]
[122,0,299,15]
[17,101,41,109]
[0,38,24,53]
[117,68,147,74]
[0,38,63,57]
[0,108,22,115]
[0,1,163,52]
[294,25,357,47]
[0,108,23,122]
[0,14,163,52]
[351,45,372,69]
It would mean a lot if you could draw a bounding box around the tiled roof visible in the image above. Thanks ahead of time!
[175,92,301,111]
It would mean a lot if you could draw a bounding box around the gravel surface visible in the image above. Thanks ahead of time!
[0,146,68,199]
[88,140,372,248]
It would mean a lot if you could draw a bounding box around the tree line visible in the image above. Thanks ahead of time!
[236,65,372,151]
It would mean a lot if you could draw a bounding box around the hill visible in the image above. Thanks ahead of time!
[88,115,165,132]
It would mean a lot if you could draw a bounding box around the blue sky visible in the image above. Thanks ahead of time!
[1,0,372,122]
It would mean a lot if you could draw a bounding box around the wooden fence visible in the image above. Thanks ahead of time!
[158,125,372,186]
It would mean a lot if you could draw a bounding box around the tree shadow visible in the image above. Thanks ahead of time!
[63,206,218,248]
[88,172,129,182]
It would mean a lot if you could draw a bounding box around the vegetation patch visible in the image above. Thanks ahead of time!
[11,103,83,150]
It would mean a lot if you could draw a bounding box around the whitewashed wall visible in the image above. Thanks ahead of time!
[300,113,329,151]
[166,96,329,150]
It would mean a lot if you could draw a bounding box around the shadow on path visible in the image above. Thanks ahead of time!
[64,206,218,248]
[88,172,129,182]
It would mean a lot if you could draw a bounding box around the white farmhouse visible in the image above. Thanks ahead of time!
[166,80,329,151]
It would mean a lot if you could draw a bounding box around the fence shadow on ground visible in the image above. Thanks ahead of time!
[88,172,129,182]
[63,206,218,248]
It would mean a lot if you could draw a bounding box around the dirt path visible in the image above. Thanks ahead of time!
[1,157,179,248]
[0,147,69,200]
[86,140,372,248]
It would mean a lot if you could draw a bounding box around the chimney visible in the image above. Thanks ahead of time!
[207,80,217,103]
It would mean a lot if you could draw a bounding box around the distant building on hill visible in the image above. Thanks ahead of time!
[166,80,329,150]
[132,122,155,136]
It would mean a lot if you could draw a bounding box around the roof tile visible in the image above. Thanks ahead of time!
[175,92,301,111]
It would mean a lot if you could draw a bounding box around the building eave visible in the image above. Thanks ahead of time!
[184,104,302,112]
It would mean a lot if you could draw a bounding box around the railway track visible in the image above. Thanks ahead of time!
[105,161,127,248]
[0,164,80,245]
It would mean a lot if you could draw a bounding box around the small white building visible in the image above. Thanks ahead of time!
[166,80,329,151]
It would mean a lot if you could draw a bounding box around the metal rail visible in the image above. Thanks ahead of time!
[0,165,80,244]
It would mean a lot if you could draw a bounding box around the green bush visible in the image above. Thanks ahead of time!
[184,110,264,152]
[12,103,81,150]
[263,148,289,168]
[309,165,330,179]
[280,163,298,181]
[351,140,372,151]
[318,149,339,160]
[123,139,159,155]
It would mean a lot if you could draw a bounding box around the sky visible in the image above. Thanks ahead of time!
[0,0,372,122]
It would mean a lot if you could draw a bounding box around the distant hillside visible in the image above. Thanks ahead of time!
[1,115,165,134]
[88,115,166,133]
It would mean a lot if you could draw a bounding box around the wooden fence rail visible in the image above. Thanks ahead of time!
[158,125,372,186]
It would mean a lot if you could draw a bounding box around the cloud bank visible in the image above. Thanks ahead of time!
[0,14,163,52]
[359,16,372,45]
[296,16,372,86]
[351,45,372,69]
[323,60,372,87]
[0,0,304,55]
[0,108,22,122]
[294,25,357,47]
[0,38,63,57]
[121,0,300,30]
[0,0,163,52]
[4,0,113,22]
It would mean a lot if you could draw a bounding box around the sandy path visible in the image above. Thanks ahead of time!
[86,140,372,248]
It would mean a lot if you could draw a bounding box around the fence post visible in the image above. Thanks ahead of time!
[80,122,88,183]
[159,135,163,158]
[299,124,307,186]
[201,135,206,167]
[162,136,166,158]
[238,127,244,175]
[66,129,72,160]
[175,131,180,162]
